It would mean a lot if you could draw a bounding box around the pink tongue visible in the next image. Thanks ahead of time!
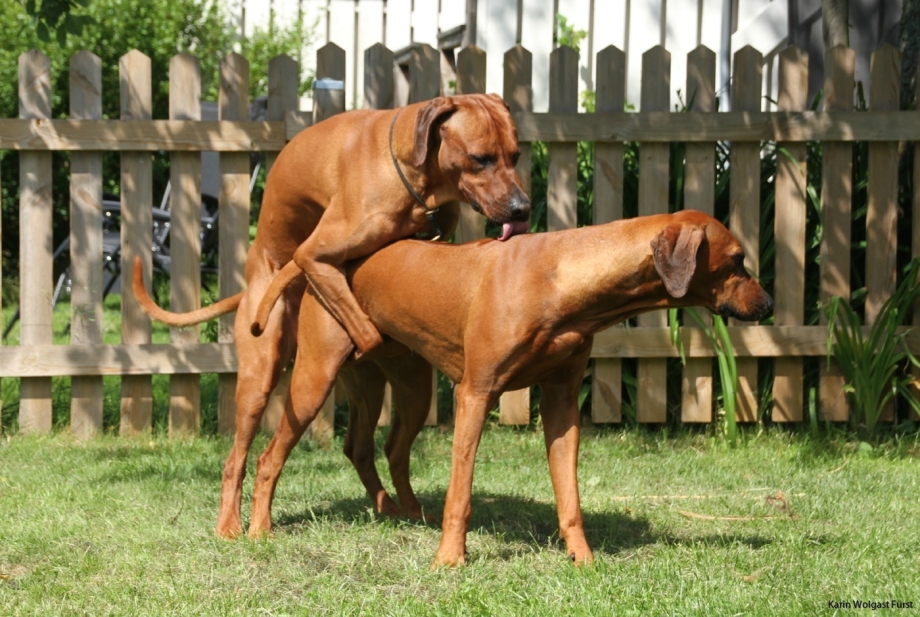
[498,220,530,242]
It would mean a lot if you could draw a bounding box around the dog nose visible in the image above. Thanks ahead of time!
[508,196,530,222]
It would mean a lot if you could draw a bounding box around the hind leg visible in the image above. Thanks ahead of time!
[248,288,354,537]
[215,265,303,539]
[379,351,435,521]
[339,364,401,517]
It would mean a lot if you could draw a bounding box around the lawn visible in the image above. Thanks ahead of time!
[1,427,918,615]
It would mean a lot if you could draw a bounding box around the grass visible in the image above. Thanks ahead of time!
[1,427,919,615]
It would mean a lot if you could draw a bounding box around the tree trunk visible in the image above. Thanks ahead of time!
[822,0,850,50]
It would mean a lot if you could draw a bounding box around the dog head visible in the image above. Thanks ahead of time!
[413,94,530,240]
[650,211,773,321]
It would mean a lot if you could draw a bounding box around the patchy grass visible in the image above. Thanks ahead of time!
[1,428,918,615]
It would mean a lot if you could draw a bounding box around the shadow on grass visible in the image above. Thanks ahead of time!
[273,491,776,557]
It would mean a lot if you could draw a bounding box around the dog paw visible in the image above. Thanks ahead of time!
[402,509,439,526]
[430,550,467,569]
[215,521,243,540]
[247,525,275,541]
[352,327,384,360]
[568,550,594,566]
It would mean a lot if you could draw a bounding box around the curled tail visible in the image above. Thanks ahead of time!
[250,260,303,337]
[131,256,242,327]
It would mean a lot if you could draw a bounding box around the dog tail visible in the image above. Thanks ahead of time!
[250,260,301,337]
[131,256,242,327]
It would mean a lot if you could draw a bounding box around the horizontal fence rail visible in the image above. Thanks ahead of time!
[2,110,918,152]
[1,41,918,436]
[0,326,916,378]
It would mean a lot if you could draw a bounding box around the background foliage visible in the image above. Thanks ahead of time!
[0,0,313,294]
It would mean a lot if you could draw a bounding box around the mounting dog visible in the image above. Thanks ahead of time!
[134,94,530,539]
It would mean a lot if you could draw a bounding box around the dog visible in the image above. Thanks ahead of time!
[134,94,531,540]
[236,210,773,567]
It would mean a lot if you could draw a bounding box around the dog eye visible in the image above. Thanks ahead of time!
[469,154,494,167]
[511,151,521,166]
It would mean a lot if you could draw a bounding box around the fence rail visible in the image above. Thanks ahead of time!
[1,40,917,436]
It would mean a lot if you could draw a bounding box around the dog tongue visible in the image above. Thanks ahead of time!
[498,220,530,242]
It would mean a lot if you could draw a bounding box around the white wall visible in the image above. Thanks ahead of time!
[230,0,795,112]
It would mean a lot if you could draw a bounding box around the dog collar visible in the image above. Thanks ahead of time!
[389,109,442,241]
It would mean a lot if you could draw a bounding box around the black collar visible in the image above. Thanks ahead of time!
[388,109,441,241]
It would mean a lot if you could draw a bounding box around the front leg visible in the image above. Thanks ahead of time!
[432,382,494,568]
[539,376,594,566]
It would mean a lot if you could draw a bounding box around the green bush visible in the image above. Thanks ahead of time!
[0,0,314,281]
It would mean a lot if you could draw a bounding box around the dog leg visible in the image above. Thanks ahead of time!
[539,376,594,566]
[338,364,401,518]
[432,383,495,568]
[290,205,421,356]
[248,290,354,538]
[216,303,295,539]
[381,353,435,522]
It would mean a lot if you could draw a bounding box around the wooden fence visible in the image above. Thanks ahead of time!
[1,41,918,438]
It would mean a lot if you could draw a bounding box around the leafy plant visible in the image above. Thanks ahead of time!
[21,0,95,46]
[683,309,739,443]
[555,14,586,52]
[824,258,920,436]
[239,10,316,102]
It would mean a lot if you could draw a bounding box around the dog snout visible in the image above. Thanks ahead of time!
[508,194,530,222]
[718,288,773,322]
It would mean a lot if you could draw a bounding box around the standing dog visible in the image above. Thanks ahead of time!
[234,210,773,566]
[136,94,530,539]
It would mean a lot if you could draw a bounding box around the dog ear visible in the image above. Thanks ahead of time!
[412,97,457,167]
[651,224,705,298]
[487,92,511,111]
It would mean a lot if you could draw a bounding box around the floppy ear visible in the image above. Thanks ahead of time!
[487,92,511,111]
[650,224,705,298]
[411,97,457,167]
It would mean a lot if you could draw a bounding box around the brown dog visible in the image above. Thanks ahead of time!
[238,210,773,567]
[134,94,530,540]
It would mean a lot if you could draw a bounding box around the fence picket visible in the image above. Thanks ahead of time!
[548,46,579,233]
[455,45,487,244]
[866,44,901,423]
[69,50,104,437]
[217,53,251,435]
[818,46,854,422]
[636,46,670,424]
[18,50,53,434]
[409,44,440,105]
[497,44,534,426]
[260,54,299,436]
[729,46,763,423]
[363,43,396,427]
[309,43,348,444]
[681,45,716,423]
[408,42,441,426]
[364,43,394,110]
[168,53,203,436]
[591,45,626,424]
[772,45,808,423]
[119,50,154,434]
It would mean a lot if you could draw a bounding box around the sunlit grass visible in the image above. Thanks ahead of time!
[1,428,918,615]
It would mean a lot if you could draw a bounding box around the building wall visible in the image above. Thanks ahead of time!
[228,0,903,112]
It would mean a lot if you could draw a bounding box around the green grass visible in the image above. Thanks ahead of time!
[1,428,918,615]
